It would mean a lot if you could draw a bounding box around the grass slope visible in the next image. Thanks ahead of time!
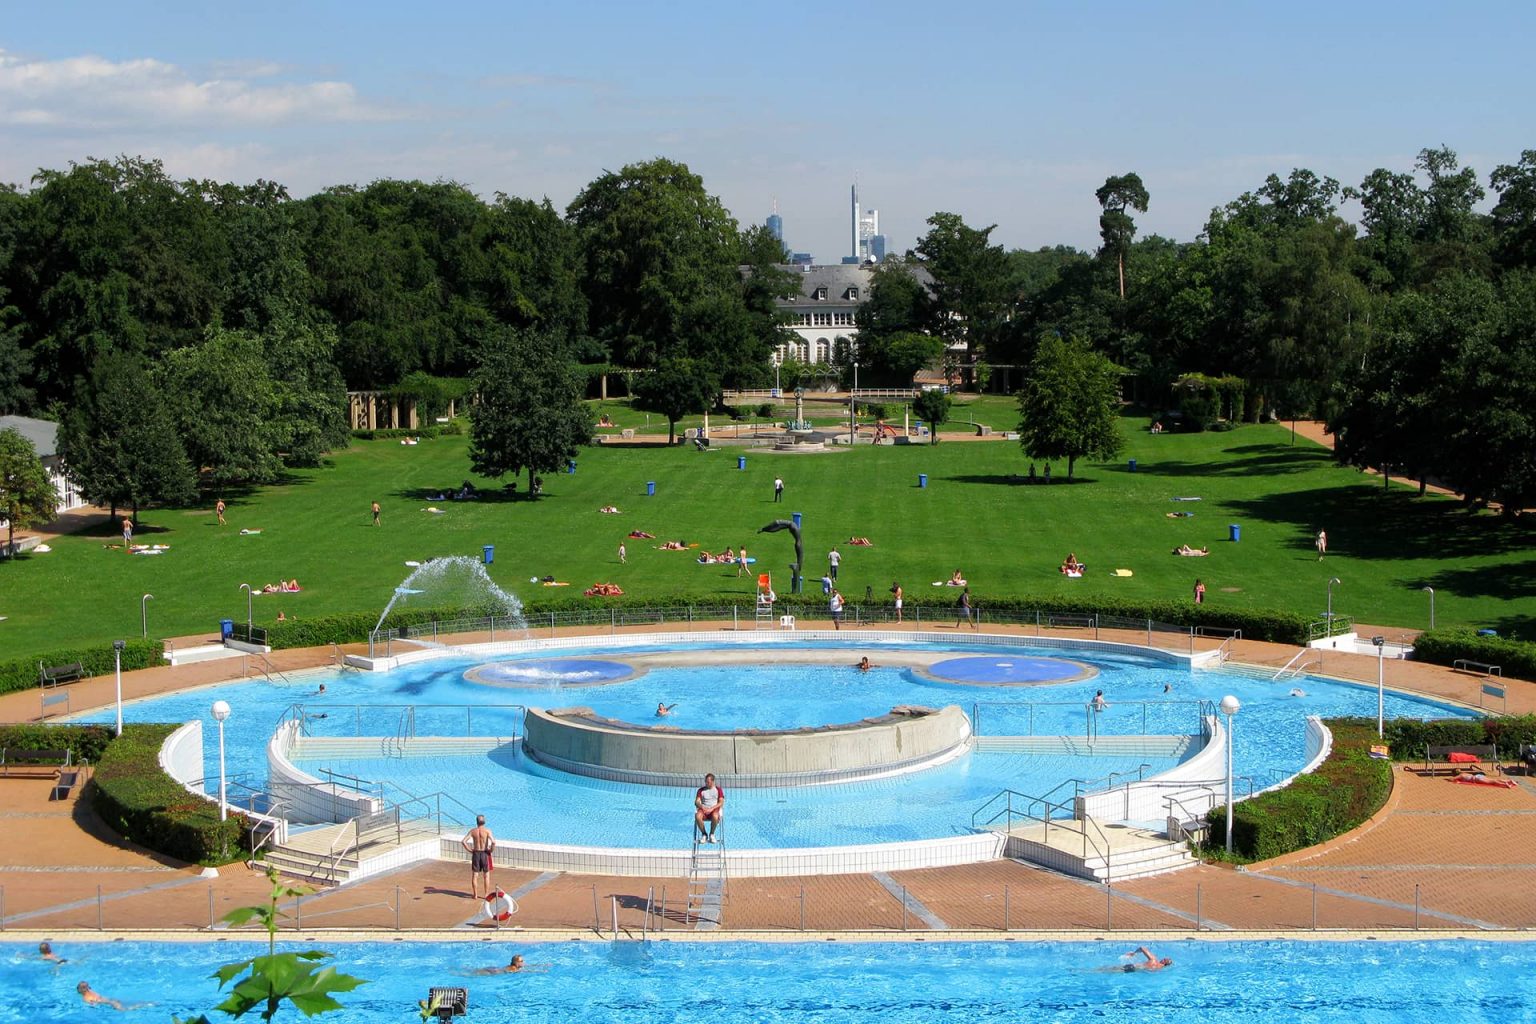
[1,414,1531,658]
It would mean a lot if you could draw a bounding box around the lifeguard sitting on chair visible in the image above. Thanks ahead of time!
[757,573,776,605]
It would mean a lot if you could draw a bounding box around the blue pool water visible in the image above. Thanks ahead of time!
[73,641,1473,849]
[4,939,1531,1023]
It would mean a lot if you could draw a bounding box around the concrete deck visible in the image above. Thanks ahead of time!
[3,624,1534,937]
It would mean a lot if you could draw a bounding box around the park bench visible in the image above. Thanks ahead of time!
[1416,743,1501,776]
[1,747,73,777]
[38,661,84,686]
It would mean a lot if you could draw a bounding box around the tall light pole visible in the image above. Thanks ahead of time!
[1220,695,1241,854]
[141,593,154,639]
[1326,577,1341,625]
[773,351,781,397]
[1422,586,1435,631]
[238,583,253,637]
[1373,635,1386,738]
[112,640,127,737]
[211,700,231,821]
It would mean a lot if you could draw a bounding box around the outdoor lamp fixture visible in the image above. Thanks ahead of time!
[238,583,253,636]
[211,700,231,821]
[112,640,127,737]
[141,593,154,639]
[1373,635,1387,738]
[1220,695,1241,854]
[1422,586,1435,631]
[1326,577,1341,624]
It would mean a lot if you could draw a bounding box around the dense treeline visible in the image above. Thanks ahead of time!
[0,147,1532,513]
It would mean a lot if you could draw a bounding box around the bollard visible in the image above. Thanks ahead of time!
[208,887,216,930]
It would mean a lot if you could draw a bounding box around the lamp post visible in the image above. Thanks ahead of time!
[211,700,231,821]
[1422,586,1435,631]
[1373,635,1386,738]
[238,583,253,637]
[141,593,154,639]
[1220,695,1241,854]
[112,640,127,737]
[772,351,781,397]
[1326,577,1341,625]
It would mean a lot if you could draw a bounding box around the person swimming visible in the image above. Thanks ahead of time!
[656,702,678,717]
[857,657,872,672]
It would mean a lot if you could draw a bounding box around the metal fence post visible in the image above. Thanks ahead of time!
[1,885,6,930]
[1195,883,1202,931]
[610,895,619,938]
[1311,883,1318,929]
[901,886,908,930]
[1004,885,1010,931]
[208,887,215,929]
[1414,884,1420,930]
[296,896,302,931]
[592,885,600,931]
[395,886,402,930]
[97,885,104,930]
[800,885,806,931]
[1147,619,1153,647]
[1105,884,1112,930]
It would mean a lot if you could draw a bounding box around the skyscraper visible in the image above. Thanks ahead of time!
[851,183,881,262]
[766,199,783,242]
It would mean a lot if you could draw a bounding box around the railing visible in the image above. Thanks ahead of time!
[970,698,1209,739]
[384,784,480,835]
[1215,635,1238,663]
[249,816,283,862]
[969,786,1116,881]
[230,623,269,646]
[242,651,291,686]
[1272,650,1322,681]
[313,767,383,799]
[1453,659,1502,678]
[1307,616,1354,642]
[283,702,527,739]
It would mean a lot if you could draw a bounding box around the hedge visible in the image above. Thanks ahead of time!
[0,723,115,764]
[1373,714,1536,760]
[0,639,163,697]
[349,421,464,441]
[1203,718,1392,862]
[91,723,250,866]
[1413,628,1536,683]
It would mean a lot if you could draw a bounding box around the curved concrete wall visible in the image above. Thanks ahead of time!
[523,704,972,786]
[267,720,382,825]
[160,720,288,844]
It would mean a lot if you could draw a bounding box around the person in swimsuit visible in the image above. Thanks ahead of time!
[891,582,903,624]
[695,773,725,843]
[77,981,126,1010]
[371,500,381,526]
[215,499,226,525]
[857,656,872,672]
[656,702,677,717]
[1121,946,1173,972]
[462,815,495,900]
[39,941,66,963]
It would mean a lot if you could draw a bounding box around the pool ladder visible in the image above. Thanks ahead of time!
[686,830,728,929]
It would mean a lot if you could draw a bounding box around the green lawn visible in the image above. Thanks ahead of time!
[1,413,1532,658]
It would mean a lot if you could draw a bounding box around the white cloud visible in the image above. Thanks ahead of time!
[0,48,407,129]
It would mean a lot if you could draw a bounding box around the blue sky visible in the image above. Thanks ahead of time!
[2,1,1531,260]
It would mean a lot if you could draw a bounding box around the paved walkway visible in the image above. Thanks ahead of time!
[3,626,1533,937]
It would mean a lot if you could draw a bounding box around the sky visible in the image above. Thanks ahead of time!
[2,1,1532,261]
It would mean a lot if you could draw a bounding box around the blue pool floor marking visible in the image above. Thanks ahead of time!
[455,870,561,929]
[922,655,1095,685]
[1242,869,1501,930]
[4,874,209,926]
[872,872,948,930]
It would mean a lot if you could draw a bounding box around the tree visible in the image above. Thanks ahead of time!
[1491,150,1536,272]
[1095,173,1150,299]
[468,328,591,497]
[913,213,1013,375]
[912,389,951,445]
[1017,335,1125,478]
[0,428,57,556]
[632,358,719,445]
[162,329,284,486]
[857,331,945,387]
[57,352,197,518]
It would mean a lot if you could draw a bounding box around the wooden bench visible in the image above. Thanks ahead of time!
[39,661,84,686]
[0,747,73,777]
[1417,743,1500,776]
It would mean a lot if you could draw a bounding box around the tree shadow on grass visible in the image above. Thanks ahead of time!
[396,487,523,505]
[1221,487,1535,560]
[947,475,1100,486]
[1114,448,1330,479]
[1420,560,1536,606]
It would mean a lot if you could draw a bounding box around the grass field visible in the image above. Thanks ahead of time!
[1,409,1532,658]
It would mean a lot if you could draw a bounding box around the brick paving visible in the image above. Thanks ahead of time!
[4,626,1536,937]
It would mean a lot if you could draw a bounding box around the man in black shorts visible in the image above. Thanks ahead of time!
[462,814,496,899]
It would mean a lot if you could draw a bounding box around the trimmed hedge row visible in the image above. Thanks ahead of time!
[349,421,464,441]
[1413,628,1536,683]
[1203,719,1392,862]
[0,723,115,764]
[0,639,163,697]
[1375,714,1536,760]
[91,723,250,866]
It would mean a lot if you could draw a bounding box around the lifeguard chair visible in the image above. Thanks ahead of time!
[754,573,780,630]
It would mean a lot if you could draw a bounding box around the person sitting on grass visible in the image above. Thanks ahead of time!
[848,536,873,546]
[1060,554,1083,575]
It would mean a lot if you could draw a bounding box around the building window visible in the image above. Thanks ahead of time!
[846,287,859,300]
[797,313,812,326]
[833,312,854,326]
[814,287,828,301]
[815,338,830,363]
[794,339,810,361]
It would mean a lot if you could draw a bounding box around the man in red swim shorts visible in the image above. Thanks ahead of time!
[694,773,725,843]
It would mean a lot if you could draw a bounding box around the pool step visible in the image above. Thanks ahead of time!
[1004,819,1197,883]
[257,818,441,886]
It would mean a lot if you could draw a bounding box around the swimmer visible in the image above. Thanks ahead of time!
[656,702,678,717]
[77,981,134,1010]
[1162,683,1172,694]
[475,954,526,975]
[857,657,872,672]
[39,941,67,963]
[1091,690,1108,712]
[1100,946,1172,973]
[1289,687,1307,698]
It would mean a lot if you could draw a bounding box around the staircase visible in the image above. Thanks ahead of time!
[255,816,440,886]
[1004,818,1197,883]
[685,834,728,928]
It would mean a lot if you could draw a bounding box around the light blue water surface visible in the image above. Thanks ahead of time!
[73,641,1472,848]
[4,939,1531,1024]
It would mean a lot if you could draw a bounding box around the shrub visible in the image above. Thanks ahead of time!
[1203,718,1392,862]
[0,639,163,697]
[350,426,442,441]
[756,403,775,418]
[863,402,888,420]
[726,405,750,422]
[1363,714,1536,759]
[1413,628,1536,683]
[0,723,115,764]
[91,723,250,865]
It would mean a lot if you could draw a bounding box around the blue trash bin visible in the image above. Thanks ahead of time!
[1229,524,1241,542]
[1129,458,1137,472]
[483,544,494,565]
[567,460,576,474]
[737,455,747,470]
[219,618,234,641]
[791,512,802,530]
[918,473,928,489]
[646,481,656,497]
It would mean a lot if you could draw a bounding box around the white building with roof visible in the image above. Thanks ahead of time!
[0,415,86,514]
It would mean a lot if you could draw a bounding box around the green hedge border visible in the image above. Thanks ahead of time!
[1203,718,1393,862]
[0,723,115,764]
[91,723,250,866]
[1413,628,1536,683]
[0,639,163,698]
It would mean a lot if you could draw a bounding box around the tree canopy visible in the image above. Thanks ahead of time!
[0,427,57,556]
[1017,335,1126,478]
[467,328,591,497]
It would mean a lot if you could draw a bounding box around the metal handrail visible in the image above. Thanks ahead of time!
[970,698,1210,738]
[285,702,527,739]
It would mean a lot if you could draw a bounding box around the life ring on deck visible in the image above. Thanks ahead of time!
[483,889,517,922]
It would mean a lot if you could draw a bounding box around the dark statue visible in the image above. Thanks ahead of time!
[758,519,803,594]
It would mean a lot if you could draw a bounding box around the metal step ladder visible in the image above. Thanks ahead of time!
[686,830,728,929]
[754,601,776,630]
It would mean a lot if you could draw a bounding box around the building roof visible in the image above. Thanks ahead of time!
[0,415,59,457]
[774,263,934,305]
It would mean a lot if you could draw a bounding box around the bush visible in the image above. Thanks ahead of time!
[1365,714,1536,759]
[726,405,750,422]
[265,602,517,650]
[862,402,888,420]
[1204,718,1392,862]
[91,724,250,865]
[1413,628,1536,683]
[350,425,443,441]
[0,723,115,764]
[756,403,775,419]
[0,639,163,697]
